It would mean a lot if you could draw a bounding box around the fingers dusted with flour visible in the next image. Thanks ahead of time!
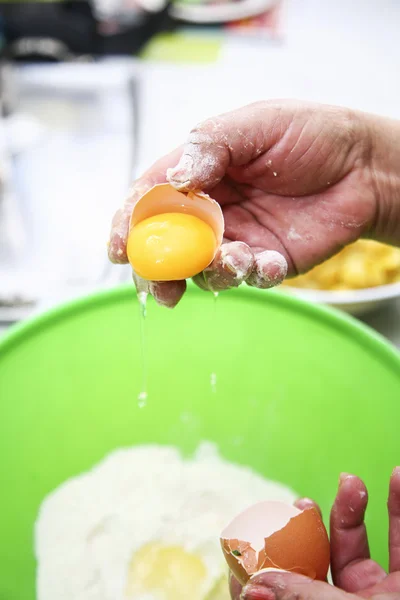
[166,102,296,193]
[246,251,288,289]
[165,101,366,197]
[192,242,254,292]
[191,242,286,293]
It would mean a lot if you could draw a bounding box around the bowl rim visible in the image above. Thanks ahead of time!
[280,281,400,305]
[1,283,400,376]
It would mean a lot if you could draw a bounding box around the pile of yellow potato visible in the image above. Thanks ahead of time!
[283,240,400,291]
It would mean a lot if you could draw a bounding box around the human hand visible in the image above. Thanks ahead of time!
[109,100,399,308]
[230,467,400,600]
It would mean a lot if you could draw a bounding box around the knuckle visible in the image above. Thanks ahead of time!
[333,106,371,162]
[187,118,228,153]
[340,107,363,145]
[191,117,224,137]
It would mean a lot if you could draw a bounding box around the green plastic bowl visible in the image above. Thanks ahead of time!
[1,284,400,599]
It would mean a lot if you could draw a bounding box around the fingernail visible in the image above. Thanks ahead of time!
[220,244,254,279]
[392,466,400,477]
[294,497,316,511]
[295,496,314,504]
[339,472,354,486]
[148,283,174,309]
[241,584,276,600]
[167,154,194,188]
[148,280,186,309]
[261,251,288,283]
[247,251,287,289]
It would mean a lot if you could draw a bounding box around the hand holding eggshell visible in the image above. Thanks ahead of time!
[220,500,330,587]
[108,100,396,307]
[230,470,400,600]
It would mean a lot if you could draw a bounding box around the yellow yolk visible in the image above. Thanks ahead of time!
[127,212,217,281]
[125,543,207,600]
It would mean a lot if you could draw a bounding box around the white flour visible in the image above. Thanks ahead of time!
[35,442,297,600]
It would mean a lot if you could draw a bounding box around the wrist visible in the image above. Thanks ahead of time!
[366,113,400,245]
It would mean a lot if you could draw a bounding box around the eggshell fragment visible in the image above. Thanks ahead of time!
[220,501,330,586]
[130,183,224,252]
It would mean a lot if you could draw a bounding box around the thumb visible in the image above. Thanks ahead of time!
[229,572,243,600]
[166,101,291,192]
[241,571,358,600]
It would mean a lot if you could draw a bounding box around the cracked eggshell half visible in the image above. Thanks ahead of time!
[220,500,330,586]
[130,183,224,250]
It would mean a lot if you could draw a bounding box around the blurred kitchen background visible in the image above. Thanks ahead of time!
[0,0,399,345]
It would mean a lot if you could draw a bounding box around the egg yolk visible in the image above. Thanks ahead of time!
[125,543,207,600]
[127,212,217,281]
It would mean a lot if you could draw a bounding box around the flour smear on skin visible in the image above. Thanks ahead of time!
[35,442,297,600]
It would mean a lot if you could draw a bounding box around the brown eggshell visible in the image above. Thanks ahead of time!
[130,183,224,253]
[220,501,330,586]
[220,539,257,586]
[258,507,330,579]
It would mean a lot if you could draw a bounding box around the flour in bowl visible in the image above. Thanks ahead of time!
[35,442,297,600]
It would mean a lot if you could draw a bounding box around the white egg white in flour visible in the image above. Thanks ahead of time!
[35,443,297,600]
